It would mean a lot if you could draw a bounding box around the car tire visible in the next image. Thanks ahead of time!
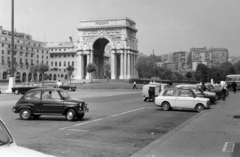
[15,89,19,95]
[20,109,32,120]
[77,113,85,120]
[162,102,170,111]
[196,104,204,113]
[66,109,76,121]
[32,115,41,119]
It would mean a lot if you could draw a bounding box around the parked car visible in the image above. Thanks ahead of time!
[0,117,55,157]
[12,88,89,121]
[176,84,217,104]
[54,83,76,91]
[11,83,42,95]
[154,88,211,112]
[196,83,223,100]
[142,83,161,102]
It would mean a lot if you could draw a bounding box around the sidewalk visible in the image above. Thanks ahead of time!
[131,92,240,157]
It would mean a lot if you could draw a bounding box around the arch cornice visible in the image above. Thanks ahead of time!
[77,25,138,32]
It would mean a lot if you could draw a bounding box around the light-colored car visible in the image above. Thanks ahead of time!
[0,117,56,157]
[155,88,211,112]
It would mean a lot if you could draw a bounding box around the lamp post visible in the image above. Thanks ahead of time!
[6,0,15,93]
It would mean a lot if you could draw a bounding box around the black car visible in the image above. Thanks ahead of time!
[12,83,41,95]
[54,83,76,91]
[12,88,89,121]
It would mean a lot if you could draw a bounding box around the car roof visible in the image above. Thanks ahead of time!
[176,84,198,89]
[164,87,193,91]
[29,88,64,92]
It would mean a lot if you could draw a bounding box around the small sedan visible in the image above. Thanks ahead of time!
[176,84,217,104]
[155,88,211,112]
[54,83,76,91]
[0,117,55,157]
[12,88,89,121]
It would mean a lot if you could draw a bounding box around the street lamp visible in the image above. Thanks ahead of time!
[6,0,15,93]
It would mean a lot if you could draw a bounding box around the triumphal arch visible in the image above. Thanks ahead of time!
[75,17,138,79]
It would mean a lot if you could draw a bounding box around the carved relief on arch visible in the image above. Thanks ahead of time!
[116,42,123,49]
[83,43,90,50]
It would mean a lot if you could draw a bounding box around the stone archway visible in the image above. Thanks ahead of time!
[76,17,139,80]
[28,73,32,82]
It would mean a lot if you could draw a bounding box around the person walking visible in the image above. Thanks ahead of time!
[220,80,227,100]
[201,82,207,91]
[232,80,237,93]
[133,81,137,89]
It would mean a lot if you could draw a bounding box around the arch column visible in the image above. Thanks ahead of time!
[86,52,90,79]
[127,50,131,79]
[124,49,127,79]
[111,49,116,79]
[133,53,136,78]
[119,50,124,79]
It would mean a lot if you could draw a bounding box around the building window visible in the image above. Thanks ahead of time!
[2,50,4,54]
[51,62,53,66]
[72,61,74,66]
[46,56,48,59]
[64,61,66,66]
[37,60,39,64]
[2,44,4,47]
[42,56,43,59]
[46,61,48,65]
[72,54,74,57]
[31,60,33,65]
[42,61,43,64]
[64,55,66,58]
[25,59,28,64]
[55,62,57,66]
[59,62,61,66]
[68,61,70,65]
[2,56,4,62]
[26,53,28,57]
[8,45,10,48]
[37,55,39,58]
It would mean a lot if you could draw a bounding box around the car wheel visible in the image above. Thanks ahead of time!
[66,109,76,121]
[196,104,204,113]
[32,115,41,119]
[20,109,32,120]
[162,102,170,111]
[15,89,19,95]
[77,113,85,120]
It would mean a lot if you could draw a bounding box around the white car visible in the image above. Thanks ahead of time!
[0,118,56,157]
[155,88,211,112]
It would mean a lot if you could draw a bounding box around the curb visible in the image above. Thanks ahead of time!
[130,110,206,157]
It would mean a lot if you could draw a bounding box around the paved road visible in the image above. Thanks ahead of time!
[0,90,197,157]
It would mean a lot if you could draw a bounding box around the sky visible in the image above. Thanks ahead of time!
[0,0,240,56]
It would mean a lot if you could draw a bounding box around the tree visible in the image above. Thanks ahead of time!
[86,63,97,83]
[220,62,235,78]
[194,64,209,82]
[66,65,74,84]
[233,61,240,74]
[35,64,49,85]
[185,72,193,80]
[103,63,111,82]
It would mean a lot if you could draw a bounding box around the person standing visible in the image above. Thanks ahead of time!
[220,80,227,100]
[133,81,137,89]
[201,82,207,91]
[232,80,237,93]
[57,80,62,88]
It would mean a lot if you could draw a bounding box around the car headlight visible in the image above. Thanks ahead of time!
[78,103,82,108]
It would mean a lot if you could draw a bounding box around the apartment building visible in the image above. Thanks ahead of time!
[209,48,228,66]
[0,26,66,82]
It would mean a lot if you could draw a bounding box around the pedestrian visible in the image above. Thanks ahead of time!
[220,80,227,100]
[201,82,207,91]
[148,86,155,102]
[133,81,137,89]
[232,80,237,93]
[57,80,62,88]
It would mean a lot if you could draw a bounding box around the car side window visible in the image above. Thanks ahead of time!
[42,91,61,100]
[163,90,175,96]
[24,91,41,100]
[178,90,191,97]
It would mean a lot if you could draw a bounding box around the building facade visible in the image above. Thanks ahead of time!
[209,48,228,66]
[0,26,66,82]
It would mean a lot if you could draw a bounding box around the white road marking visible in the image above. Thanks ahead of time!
[59,107,146,130]
[67,129,89,132]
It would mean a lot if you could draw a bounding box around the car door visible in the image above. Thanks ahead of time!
[40,90,64,113]
[175,89,194,109]
[22,91,42,113]
[163,89,176,107]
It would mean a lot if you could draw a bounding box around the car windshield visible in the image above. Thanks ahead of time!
[0,121,13,146]
[59,90,70,99]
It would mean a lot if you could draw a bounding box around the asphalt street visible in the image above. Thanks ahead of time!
[0,89,197,157]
